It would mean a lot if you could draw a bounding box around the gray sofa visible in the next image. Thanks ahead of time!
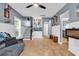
[0,43,24,56]
[0,23,24,56]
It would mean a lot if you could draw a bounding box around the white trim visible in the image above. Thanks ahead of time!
[23,39,30,40]
[58,42,63,44]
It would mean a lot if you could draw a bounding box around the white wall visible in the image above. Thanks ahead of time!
[43,22,49,36]
[14,16,21,37]
[21,26,27,37]
[0,23,17,37]
[52,25,60,36]
[52,25,61,43]
[66,21,79,56]
[69,37,79,56]
[65,21,79,29]
[33,31,42,39]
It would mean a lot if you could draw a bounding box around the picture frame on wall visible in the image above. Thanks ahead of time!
[51,17,54,26]
[53,16,58,25]
[4,5,11,23]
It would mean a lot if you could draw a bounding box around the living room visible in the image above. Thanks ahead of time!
[0,3,79,56]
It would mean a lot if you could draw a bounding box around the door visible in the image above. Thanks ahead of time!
[32,17,43,39]
[43,19,52,38]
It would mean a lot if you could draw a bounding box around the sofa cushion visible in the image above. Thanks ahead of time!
[4,32,12,38]
[0,32,5,49]
[0,23,17,37]
[0,43,5,49]
[0,44,24,56]
[0,32,17,47]
[0,32,5,41]
[0,32,11,41]
[5,37,18,47]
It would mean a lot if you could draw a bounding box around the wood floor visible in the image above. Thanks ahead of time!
[20,38,74,56]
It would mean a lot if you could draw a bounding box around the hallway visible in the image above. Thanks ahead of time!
[20,38,74,56]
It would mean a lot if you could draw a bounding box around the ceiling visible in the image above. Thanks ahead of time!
[9,3,66,17]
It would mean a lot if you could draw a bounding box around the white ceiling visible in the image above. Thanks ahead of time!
[9,3,66,17]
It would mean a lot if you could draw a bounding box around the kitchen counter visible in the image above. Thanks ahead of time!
[66,29,79,39]
[66,29,79,55]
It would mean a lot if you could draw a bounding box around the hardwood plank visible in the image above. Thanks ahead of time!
[20,38,74,56]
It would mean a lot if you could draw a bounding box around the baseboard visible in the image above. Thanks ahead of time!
[23,39,30,40]
[58,42,63,44]
[43,35,49,39]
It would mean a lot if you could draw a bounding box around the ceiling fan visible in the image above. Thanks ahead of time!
[26,4,46,9]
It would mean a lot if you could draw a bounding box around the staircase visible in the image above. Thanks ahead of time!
[22,26,31,39]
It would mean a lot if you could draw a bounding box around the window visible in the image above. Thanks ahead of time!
[14,16,21,37]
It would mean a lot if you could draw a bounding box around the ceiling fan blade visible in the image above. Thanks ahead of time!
[39,5,46,9]
[26,4,33,8]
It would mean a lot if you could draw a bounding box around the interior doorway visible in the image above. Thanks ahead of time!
[43,18,52,38]
[60,10,69,44]
[32,17,43,39]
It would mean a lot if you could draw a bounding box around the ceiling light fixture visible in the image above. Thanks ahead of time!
[26,4,46,9]
[33,4,38,7]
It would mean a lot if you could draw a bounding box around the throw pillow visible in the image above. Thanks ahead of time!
[5,37,18,47]
[0,32,5,41]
